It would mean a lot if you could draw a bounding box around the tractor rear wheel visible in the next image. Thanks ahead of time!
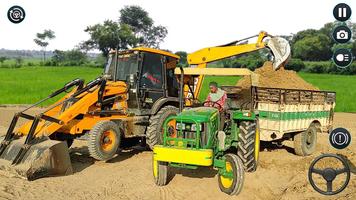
[153,159,168,186]
[218,154,245,195]
[88,121,121,161]
[237,121,259,172]
[146,106,178,149]
[294,124,317,156]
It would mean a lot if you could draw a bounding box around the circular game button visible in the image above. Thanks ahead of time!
[329,128,351,149]
[332,49,353,69]
[308,154,351,195]
[7,5,26,24]
[332,25,352,44]
[333,3,352,22]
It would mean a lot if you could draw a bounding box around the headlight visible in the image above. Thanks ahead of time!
[176,122,185,130]
[191,124,202,131]
[176,123,202,131]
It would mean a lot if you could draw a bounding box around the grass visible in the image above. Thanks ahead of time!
[198,76,240,100]
[0,67,355,112]
[0,66,101,105]
[299,73,356,112]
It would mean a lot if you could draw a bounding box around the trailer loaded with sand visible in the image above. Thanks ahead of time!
[228,61,336,156]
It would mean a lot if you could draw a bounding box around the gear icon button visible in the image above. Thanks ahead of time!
[7,5,26,24]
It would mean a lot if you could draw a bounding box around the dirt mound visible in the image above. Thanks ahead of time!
[237,61,319,90]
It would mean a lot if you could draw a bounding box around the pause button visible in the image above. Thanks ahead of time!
[333,3,352,21]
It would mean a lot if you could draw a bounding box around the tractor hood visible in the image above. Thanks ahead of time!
[176,107,219,123]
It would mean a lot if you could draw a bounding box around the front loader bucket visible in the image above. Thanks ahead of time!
[0,136,73,180]
[267,37,291,70]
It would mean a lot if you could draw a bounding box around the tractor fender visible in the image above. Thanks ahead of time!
[151,97,179,115]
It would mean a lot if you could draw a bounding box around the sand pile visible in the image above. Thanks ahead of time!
[237,61,319,90]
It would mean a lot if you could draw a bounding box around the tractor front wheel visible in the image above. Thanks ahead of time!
[218,154,245,195]
[153,158,168,186]
[88,121,121,161]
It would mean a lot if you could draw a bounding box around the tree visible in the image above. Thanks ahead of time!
[82,20,137,57]
[0,56,7,65]
[15,57,23,67]
[293,33,332,61]
[52,49,88,66]
[175,51,188,67]
[81,5,168,56]
[119,5,153,34]
[119,6,167,48]
[34,29,55,61]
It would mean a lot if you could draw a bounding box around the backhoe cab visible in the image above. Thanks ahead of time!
[0,47,180,180]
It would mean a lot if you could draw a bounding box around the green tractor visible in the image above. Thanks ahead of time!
[152,68,260,195]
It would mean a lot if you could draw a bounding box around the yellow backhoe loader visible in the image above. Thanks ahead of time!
[0,47,181,180]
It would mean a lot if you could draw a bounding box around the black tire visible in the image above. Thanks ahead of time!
[146,106,178,149]
[218,154,245,195]
[294,124,317,156]
[237,121,259,172]
[88,121,121,161]
[153,159,168,186]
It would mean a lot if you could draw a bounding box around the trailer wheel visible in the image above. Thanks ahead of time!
[294,124,317,156]
[88,121,121,161]
[146,106,178,149]
[218,154,245,195]
[237,121,259,172]
[153,158,168,186]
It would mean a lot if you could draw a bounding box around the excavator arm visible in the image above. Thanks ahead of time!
[187,31,291,70]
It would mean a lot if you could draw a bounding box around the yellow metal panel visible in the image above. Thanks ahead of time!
[109,47,180,59]
[187,43,266,65]
[132,47,180,59]
[174,67,253,76]
[153,145,213,166]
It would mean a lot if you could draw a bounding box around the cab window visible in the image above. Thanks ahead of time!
[140,53,163,89]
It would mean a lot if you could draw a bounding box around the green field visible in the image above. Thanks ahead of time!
[0,67,355,112]
[0,67,101,105]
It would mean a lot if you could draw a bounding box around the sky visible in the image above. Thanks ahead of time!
[0,0,354,53]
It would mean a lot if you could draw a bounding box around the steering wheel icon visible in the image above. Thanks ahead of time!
[308,154,351,195]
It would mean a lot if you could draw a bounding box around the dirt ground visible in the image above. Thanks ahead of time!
[0,107,355,200]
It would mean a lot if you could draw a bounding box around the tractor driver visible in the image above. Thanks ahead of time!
[204,82,227,112]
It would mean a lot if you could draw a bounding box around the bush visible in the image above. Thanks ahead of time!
[27,62,35,67]
[285,58,305,71]
[51,49,88,66]
[303,61,330,73]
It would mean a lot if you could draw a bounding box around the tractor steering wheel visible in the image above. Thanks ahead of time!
[203,100,223,111]
[308,154,351,195]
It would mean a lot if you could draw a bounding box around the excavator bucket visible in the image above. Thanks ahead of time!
[0,136,73,180]
[267,37,291,70]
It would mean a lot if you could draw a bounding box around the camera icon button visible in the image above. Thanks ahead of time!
[332,25,352,44]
